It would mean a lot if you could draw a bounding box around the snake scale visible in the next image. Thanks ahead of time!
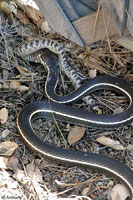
[16,38,86,88]
[16,39,133,199]
[16,38,93,104]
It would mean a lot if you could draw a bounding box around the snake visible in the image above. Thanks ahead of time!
[16,38,87,89]
[16,38,93,104]
[16,40,133,199]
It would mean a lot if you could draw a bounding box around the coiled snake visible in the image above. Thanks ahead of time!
[16,39,133,199]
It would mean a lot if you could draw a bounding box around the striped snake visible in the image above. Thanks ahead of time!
[16,38,86,88]
[16,40,133,199]
[16,38,93,104]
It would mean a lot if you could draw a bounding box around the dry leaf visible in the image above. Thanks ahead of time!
[0,141,18,156]
[10,80,20,89]
[15,65,29,75]
[13,169,25,184]
[9,81,29,91]
[19,85,29,92]
[89,69,97,78]
[8,156,19,171]
[125,74,133,82]
[0,129,10,139]
[96,136,125,150]
[0,107,8,124]
[41,21,51,33]
[15,0,44,27]
[127,144,133,153]
[0,156,8,169]
[97,108,102,114]
[17,10,29,24]
[26,163,43,183]
[68,126,86,145]
[111,184,130,200]
[13,169,44,198]
[0,1,10,16]
[26,5,41,22]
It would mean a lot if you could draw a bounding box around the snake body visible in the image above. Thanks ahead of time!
[16,42,133,199]
[16,38,86,89]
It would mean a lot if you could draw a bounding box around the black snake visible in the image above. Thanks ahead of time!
[16,40,133,199]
